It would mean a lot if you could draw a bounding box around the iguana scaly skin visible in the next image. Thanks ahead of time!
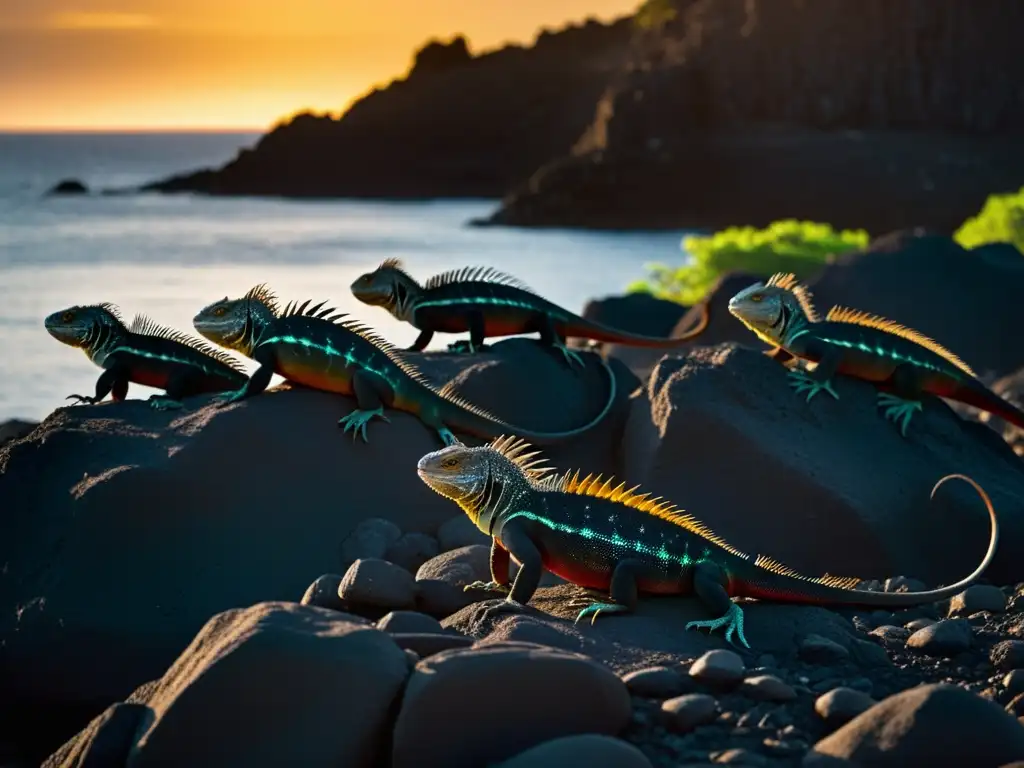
[44,303,248,410]
[728,273,1024,437]
[416,436,997,648]
[192,285,617,446]
[350,259,709,367]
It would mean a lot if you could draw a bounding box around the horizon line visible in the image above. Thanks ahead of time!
[0,126,267,134]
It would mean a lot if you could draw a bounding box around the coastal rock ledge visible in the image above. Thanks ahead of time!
[3,322,1024,764]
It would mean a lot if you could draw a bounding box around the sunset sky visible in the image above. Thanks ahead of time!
[2,0,638,131]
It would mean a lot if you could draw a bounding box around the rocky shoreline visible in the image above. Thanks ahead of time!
[3,229,1024,766]
[126,1,1024,233]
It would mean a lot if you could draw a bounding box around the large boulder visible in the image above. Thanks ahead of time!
[808,231,1024,379]
[0,342,627,718]
[622,343,1024,586]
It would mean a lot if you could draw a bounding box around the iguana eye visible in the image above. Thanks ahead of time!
[750,294,763,302]
[61,311,74,322]
[441,457,460,469]
[212,307,226,317]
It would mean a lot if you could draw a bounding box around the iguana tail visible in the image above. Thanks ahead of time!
[736,474,998,607]
[557,301,709,348]
[946,379,1024,431]
[433,354,618,445]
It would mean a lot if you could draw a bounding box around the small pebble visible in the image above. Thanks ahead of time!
[991,640,1024,672]
[906,618,972,657]
[799,634,850,664]
[712,747,768,765]
[884,575,927,593]
[384,533,440,574]
[740,675,797,702]
[661,693,718,733]
[299,573,347,612]
[622,666,688,698]
[905,617,936,632]
[1004,669,1024,697]
[689,649,745,687]
[1006,693,1024,718]
[948,584,1007,616]
[376,610,445,634]
[339,558,417,610]
[869,625,910,643]
[814,687,875,728]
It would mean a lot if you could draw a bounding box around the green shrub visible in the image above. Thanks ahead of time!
[954,187,1024,253]
[627,220,870,305]
[634,0,677,30]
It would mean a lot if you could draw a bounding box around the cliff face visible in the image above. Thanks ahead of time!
[486,0,1024,231]
[145,0,1024,233]
[145,20,634,198]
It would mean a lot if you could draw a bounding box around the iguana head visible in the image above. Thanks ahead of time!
[44,303,124,351]
[350,258,420,321]
[417,443,496,529]
[728,272,819,346]
[418,436,548,534]
[193,284,278,357]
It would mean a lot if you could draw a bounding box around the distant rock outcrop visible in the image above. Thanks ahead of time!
[486,0,1024,232]
[142,21,634,199]
[143,1,1024,233]
[46,179,88,196]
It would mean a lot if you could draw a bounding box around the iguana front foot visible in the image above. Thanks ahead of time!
[148,395,184,411]
[338,406,389,442]
[480,597,527,620]
[553,342,585,370]
[573,601,630,626]
[463,580,510,594]
[877,392,922,437]
[448,340,489,354]
[65,394,96,405]
[787,369,839,403]
[215,389,246,409]
[685,603,750,649]
[436,427,462,447]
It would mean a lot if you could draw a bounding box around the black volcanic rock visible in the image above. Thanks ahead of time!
[46,179,88,196]
[485,0,1024,233]
[142,19,634,199]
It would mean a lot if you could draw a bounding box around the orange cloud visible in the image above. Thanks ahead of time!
[48,11,159,30]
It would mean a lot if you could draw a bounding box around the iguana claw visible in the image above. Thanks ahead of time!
[65,394,95,405]
[574,601,630,626]
[448,340,489,354]
[215,389,246,409]
[480,598,527,620]
[554,343,585,370]
[877,392,922,437]
[338,406,389,442]
[787,369,839,403]
[463,580,509,593]
[685,603,750,649]
[148,396,183,411]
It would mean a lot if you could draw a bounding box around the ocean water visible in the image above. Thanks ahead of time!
[0,132,692,422]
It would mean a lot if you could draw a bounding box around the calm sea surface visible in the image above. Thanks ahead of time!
[0,131,693,421]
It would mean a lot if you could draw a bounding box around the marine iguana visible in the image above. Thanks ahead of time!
[416,436,998,648]
[350,259,709,367]
[44,303,248,410]
[727,272,1024,436]
[192,284,617,446]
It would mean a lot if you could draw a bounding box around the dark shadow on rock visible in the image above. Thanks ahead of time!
[621,343,1024,587]
[0,341,627,760]
[807,230,1024,380]
[442,584,874,673]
